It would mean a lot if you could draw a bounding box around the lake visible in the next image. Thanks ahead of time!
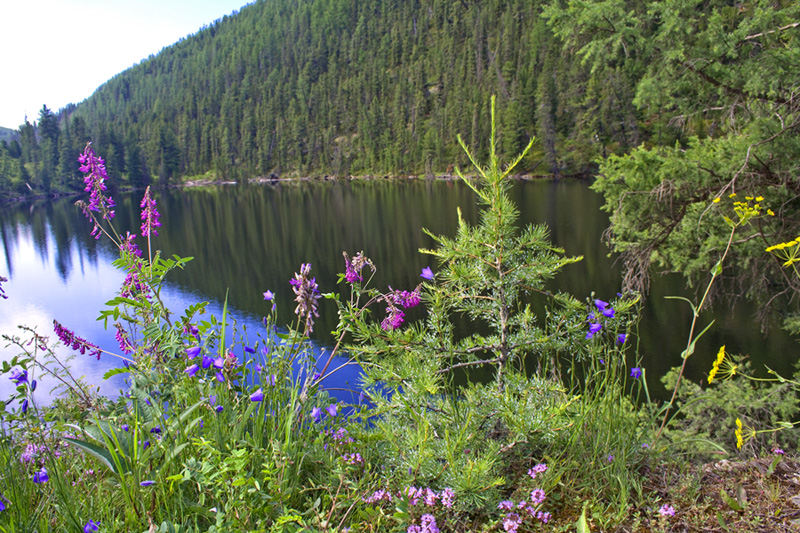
[0,178,794,404]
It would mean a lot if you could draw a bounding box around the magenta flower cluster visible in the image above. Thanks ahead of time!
[498,463,551,532]
[365,486,454,533]
[343,251,374,283]
[381,286,422,331]
[140,186,162,237]
[77,143,116,235]
[53,320,102,360]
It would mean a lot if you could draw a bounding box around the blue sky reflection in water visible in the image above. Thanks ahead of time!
[0,180,796,407]
[0,208,362,408]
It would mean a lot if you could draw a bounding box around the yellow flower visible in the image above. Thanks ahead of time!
[708,345,726,384]
[713,197,721,204]
[729,193,737,198]
[767,209,775,216]
[735,418,743,449]
[756,196,764,202]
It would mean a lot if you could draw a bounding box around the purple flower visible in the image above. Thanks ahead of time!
[594,299,609,310]
[250,388,264,402]
[420,266,434,280]
[186,346,201,358]
[77,142,115,232]
[140,186,161,237]
[616,333,627,345]
[0,494,6,512]
[120,231,142,257]
[33,467,49,483]
[140,480,156,487]
[586,322,602,339]
[263,290,274,301]
[530,488,546,505]
[202,355,214,369]
[115,324,135,354]
[290,263,321,332]
[658,504,675,517]
[311,407,323,423]
[244,346,256,354]
[326,404,338,418]
[343,251,373,283]
[607,454,614,462]
[84,520,101,532]
[602,306,615,318]
[381,303,405,331]
[630,367,643,379]
[213,357,224,369]
[440,487,455,508]
[150,426,161,434]
[53,320,102,360]
[498,500,515,511]
[9,368,27,385]
[528,463,548,478]
[122,424,130,432]
[184,364,199,377]
[215,371,225,383]
[20,399,28,414]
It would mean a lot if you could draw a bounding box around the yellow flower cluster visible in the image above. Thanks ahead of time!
[765,237,800,267]
[735,418,743,449]
[707,345,725,384]
[707,345,737,384]
[712,192,773,227]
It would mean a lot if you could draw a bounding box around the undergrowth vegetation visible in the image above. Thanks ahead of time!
[1,99,798,532]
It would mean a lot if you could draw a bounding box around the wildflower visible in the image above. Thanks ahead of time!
[20,443,39,463]
[528,463,547,479]
[290,263,321,333]
[419,514,439,533]
[326,404,338,418]
[658,504,676,517]
[263,290,274,301]
[20,399,28,413]
[602,306,615,318]
[586,322,602,339]
[616,333,627,345]
[122,424,130,432]
[713,197,721,204]
[139,186,161,237]
[311,407,323,423]
[140,480,156,487]
[184,364,200,377]
[773,447,785,455]
[530,488,546,505]
[213,356,225,369]
[0,494,5,511]
[214,371,225,383]
[244,346,256,354]
[120,231,142,257]
[708,345,726,384]
[594,299,609,310]
[498,500,515,511]
[33,467,49,483]
[202,354,214,369]
[115,324,135,354]
[53,320,102,360]
[735,418,744,449]
[186,346,201,358]
[250,388,264,402]
[77,142,115,236]
[9,368,27,385]
[440,487,455,508]
[150,426,161,434]
[381,301,405,330]
[420,266,434,280]
[84,520,100,532]
[607,454,614,462]
[630,367,642,379]
[502,513,522,533]
[209,396,223,413]
[343,251,373,283]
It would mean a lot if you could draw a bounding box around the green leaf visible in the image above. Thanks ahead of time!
[63,436,121,474]
[681,320,715,359]
[103,366,131,380]
[576,501,592,533]
[720,488,744,512]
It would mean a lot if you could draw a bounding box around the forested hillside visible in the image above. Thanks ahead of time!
[1,0,648,195]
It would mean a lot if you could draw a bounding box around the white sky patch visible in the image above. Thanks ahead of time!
[0,0,251,129]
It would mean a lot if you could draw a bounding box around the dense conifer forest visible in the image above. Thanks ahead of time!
[0,0,650,195]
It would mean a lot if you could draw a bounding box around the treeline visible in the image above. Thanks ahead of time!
[1,0,685,196]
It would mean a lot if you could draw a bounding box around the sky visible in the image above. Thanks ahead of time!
[0,0,253,130]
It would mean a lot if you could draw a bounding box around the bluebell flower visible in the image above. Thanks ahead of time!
[326,404,338,418]
[20,399,28,413]
[140,480,156,487]
[616,333,627,345]
[420,267,434,280]
[202,355,214,369]
[186,346,201,359]
[184,364,199,377]
[33,467,49,483]
[244,346,256,354]
[311,407,322,423]
[83,520,100,532]
[250,388,264,402]
[630,367,643,379]
[122,424,130,432]
[602,307,615,318]
[9,368,27,385]
[215,371,225,383]
[594,299,609,310]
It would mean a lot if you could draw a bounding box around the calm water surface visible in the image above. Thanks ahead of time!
[0,179,794,404]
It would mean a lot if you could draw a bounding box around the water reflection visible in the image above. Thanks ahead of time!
[0,179,794,404]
